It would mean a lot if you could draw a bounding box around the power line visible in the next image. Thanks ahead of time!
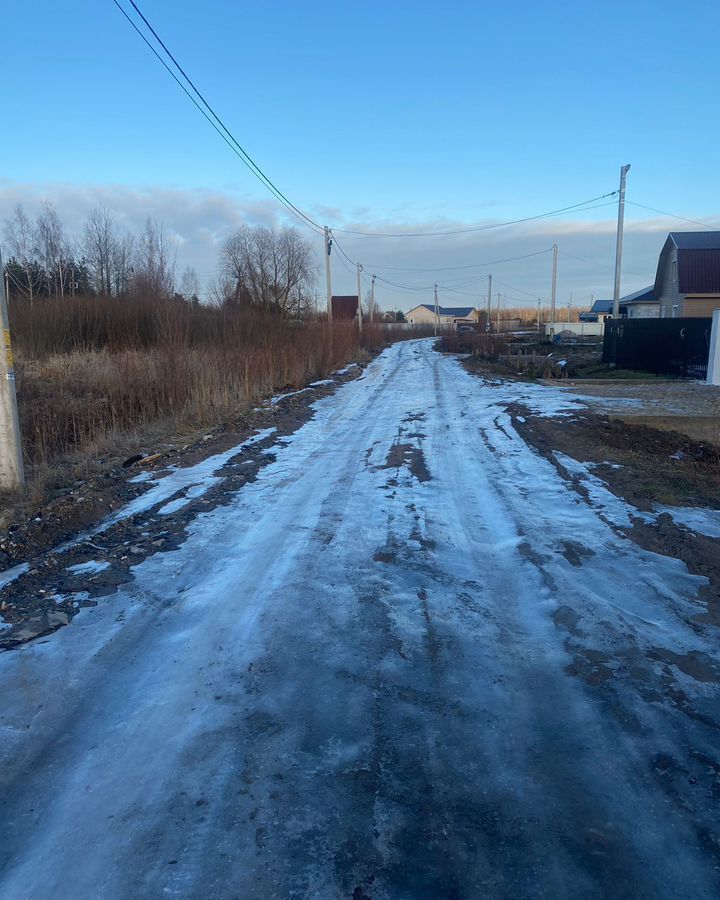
[111,0,322,234]
[558,249,654,280]
[627,201,720,232]
[332,194,618,238]
[354,247,553,273]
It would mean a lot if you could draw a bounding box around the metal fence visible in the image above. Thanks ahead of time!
[602,317,712,378]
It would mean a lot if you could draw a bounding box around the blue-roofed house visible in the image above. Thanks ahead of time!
[578,299,613,322]
[619,286,659,319]
[655,232,720,317]
[405,304,478,325]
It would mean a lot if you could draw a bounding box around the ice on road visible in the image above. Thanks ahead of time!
[0,340,718,899]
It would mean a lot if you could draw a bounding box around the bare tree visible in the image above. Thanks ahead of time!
[83,205,116,295]
[221,225,315,312]
[112,230,135,295]
[134,218,176,297]
[3,204,43,300]
[35,202,72,297]
[178,266,201,303]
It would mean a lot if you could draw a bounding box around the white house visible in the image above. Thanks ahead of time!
[406,304,478,325]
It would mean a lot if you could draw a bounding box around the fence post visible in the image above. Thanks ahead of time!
[707,309,720,385]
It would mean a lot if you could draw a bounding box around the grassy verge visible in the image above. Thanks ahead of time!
[5,295,403,509]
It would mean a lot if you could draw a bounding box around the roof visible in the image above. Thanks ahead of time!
[590,299,613,313]
[331,295,358,320]
[619,286,657,305]
[669,232,720,251]
[656,232,720,295]
[414,304,476,317]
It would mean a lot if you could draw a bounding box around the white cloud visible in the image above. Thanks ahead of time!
[0,179,705,311]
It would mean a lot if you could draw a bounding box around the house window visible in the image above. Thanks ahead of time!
[672,304,679,318]
[672,259,677,283]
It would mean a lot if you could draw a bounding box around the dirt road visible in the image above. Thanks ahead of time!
[1,340,718,899]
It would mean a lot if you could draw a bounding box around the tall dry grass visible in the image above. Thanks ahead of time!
[10,295,389,467]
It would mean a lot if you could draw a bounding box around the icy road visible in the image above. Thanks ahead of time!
[1,339,719,899]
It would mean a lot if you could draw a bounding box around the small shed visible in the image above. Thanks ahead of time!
[331,295,359,321]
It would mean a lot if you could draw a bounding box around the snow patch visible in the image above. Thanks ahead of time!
[0,563,29,592]
[657,506,720,539]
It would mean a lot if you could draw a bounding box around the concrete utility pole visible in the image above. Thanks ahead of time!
[537,298,541,330]
[486,274,493,332]
[0,250,24,490]
[370,274,376,324]
[433,284,439,336]
[356,262,363,334]
[612,164,631,319]
[550,243,558,327]
[324,226,333,322]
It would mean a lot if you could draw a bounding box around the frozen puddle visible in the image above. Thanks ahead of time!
[66,561,111,575]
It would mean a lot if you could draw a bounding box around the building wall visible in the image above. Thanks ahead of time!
[406,307,478,324]
[406,306,436,324]
[658,245,682,316]
[682,296,720,317]
[626,303,660,319]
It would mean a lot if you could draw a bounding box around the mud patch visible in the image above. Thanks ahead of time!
[626,515,720,627]
[560,540,595,568]
[648,648,720,684]
[381,443,431,483]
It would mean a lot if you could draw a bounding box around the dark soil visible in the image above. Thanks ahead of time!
[509,404,720,628]
[511,407,720,510]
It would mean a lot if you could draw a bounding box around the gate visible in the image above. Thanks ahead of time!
[602,318,711,378]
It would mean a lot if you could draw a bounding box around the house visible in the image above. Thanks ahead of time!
[619,286,659,319]
[405,304,478,325]
[655,232,720,318]
[331,295,359,321]
[578,299,613,322]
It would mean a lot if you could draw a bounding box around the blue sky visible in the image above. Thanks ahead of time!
[2,0,720,308]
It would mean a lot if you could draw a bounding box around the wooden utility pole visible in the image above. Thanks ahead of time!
[433,284,439,336]
[370,274,376,324]
[550,243,558,327]
[356,262,363,334]
[324,226,333,322]
[612,164,631,319]
[0,249,24,490]
[486,274,492,332]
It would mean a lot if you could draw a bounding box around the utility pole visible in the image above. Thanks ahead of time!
[568,291,573,322]
[496,293,501,332]
[550,243,558,328]
[324,226,333,322]
[433,284,439,336]
[370,274,376,324]
[486,273,492,332]
[356,262,363,334]
[612,164,631,319]
[0,250,24,490]
[537,298,541,330]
